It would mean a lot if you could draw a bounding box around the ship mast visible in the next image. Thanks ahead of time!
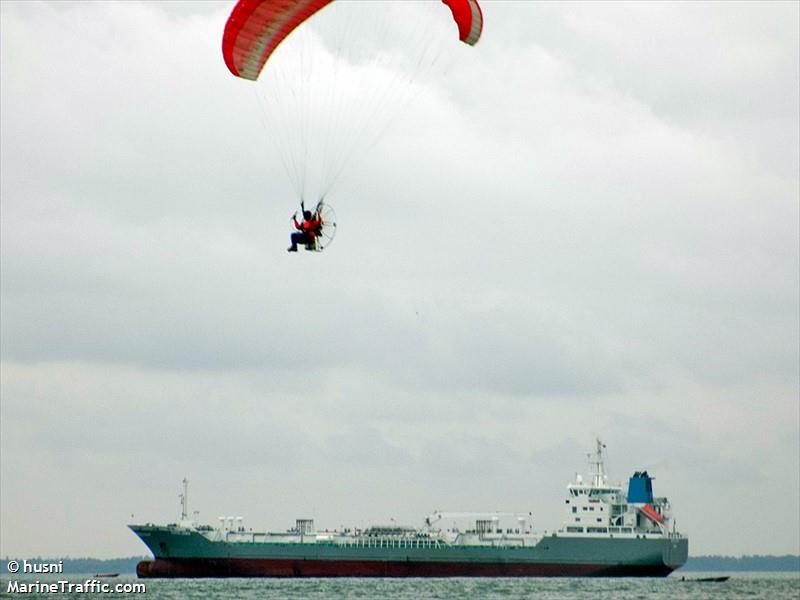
[588,439,607,487]
[180,477,189,521]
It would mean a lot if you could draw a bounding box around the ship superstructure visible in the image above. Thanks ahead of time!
[562,440,676,537]
[130,442,687,577]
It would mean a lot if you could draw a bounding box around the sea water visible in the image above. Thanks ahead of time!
[1,572,798,599]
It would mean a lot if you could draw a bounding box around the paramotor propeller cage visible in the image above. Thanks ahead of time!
[314,201,337,251]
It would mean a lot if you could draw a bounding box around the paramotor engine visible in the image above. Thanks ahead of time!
[308,199,336,252]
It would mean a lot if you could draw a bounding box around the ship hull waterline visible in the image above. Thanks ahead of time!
[136,557,676,578]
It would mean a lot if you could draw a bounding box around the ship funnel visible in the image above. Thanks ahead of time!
[627,471,655,503]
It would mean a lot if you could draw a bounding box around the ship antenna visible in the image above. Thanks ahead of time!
[180,477,189,521]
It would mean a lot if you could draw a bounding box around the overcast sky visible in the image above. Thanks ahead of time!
[1,1,798,559]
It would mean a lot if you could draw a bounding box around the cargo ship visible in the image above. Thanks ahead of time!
[130,441,688,577]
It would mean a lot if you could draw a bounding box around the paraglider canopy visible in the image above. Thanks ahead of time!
[222,0,483,82]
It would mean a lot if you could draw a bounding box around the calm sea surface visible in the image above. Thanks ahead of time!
[2,572,798,599]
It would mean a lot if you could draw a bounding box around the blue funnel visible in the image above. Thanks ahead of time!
[627,471,654,503]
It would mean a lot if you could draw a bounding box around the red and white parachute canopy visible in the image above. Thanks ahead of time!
[222,0,483,82]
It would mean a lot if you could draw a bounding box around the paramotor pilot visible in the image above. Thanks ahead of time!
[288,205,322,252]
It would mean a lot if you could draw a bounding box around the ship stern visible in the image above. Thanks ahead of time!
[664,535,689,572]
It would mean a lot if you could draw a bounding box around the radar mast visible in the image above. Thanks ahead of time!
[588,439,608,487]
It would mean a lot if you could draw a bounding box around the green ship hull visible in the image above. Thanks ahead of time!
[131,525,688,578]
